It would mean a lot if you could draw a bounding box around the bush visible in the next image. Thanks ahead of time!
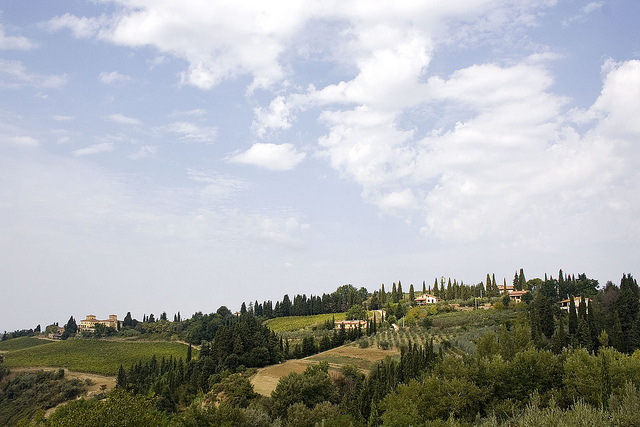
[357,337,369,349]
[379,341,391,350]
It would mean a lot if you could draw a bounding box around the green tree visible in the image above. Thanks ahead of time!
[408,284,415,305]
[569,295,578,336]
[346,304,368,320]
[271,362,338,419]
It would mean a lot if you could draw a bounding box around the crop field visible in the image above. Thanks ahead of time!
[2,339,194,376]
[263,312,346,332]
[0,337,52,352]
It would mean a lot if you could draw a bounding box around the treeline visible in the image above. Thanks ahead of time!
[1,326,40,341]
[246,284,369,318]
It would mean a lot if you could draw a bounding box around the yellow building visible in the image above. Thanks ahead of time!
[79,314,119,331]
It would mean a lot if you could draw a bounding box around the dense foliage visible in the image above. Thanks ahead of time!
[0,369,85,426]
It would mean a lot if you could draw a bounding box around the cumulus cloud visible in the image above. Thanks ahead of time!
[99,71,132,84]
[228,143,305,171]
[0,24,37,50]
[72,142,114,156]
[0,59,67,89]
[252,96,294,137]
[105,113,142,126]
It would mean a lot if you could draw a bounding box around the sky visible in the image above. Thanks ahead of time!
[1,0,639,332]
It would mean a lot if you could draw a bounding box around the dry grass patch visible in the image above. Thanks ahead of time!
[250,343,400,396]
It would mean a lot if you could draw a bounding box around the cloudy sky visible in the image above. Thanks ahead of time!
[1,0,639,331]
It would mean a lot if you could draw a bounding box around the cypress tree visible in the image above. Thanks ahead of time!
[116,364,127,389]
[568,296,578,336]
[486,274,491,295]
[409,284,415,305]
[578,296,587,320]
[611,312,624,352]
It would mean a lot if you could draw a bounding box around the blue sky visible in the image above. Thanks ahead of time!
[1,1,639,331]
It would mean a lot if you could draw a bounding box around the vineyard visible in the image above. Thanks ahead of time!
[263,312,346,332]
[2,339,194,376]
[0,337,51,352]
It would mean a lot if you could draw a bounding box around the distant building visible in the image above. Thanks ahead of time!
[559,296,591,313]
[79,314,119,332]
[497,284,515,294]
[509,290,529,303]
[334,320,368,330]
[415,294,441,305]
[48,326,65,340]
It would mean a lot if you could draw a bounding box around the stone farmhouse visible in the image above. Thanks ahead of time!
[415,294,441,305]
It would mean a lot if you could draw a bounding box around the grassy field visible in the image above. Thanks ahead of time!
[263,312,347,332]
[2,339,195,376]
[0,337,52,352]
[251,343,399,396]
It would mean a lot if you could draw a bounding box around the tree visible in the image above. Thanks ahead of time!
[346,304,368,320]
[569,296,578,336]
[409,284,415,305]
[64,316,77,337]
[123,312,133,328]
[116,365,127,389]
[271,362,339,418]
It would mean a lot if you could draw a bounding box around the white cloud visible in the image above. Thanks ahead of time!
[128,145,157,159]
[72,142,114,156]
[99,71,132,84]
[252,96,294,137]
[2,135,39,147]
[0,59,67,89]
[45,13,108,38]
[105,113,142,126]
[562,1,604,27]
[0,24,37,50]
[161,121,217,143]
[228,143,305,171]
